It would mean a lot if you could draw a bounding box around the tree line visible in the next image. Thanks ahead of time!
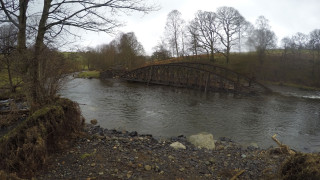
[154,7,320,66]
[1,1,320,108]
[81,32,146,71]
[0,0,156,108]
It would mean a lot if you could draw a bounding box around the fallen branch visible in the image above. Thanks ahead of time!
[0,109,30,115]
[230,169,245,180]
[272,134,295,155]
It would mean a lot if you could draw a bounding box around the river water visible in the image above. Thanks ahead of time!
[60,78,320,152]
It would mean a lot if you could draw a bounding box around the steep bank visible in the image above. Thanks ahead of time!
[0,98,84,178]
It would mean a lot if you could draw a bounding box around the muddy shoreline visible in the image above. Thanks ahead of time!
[36,124,289,180]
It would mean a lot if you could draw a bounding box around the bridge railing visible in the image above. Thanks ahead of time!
[121,62,271,94]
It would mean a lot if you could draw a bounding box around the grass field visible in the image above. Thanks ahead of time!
[76,70,100,79]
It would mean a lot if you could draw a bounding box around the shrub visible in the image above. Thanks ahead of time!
[0,98,84,178]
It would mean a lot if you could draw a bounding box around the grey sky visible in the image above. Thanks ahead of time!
[76,0,320,55]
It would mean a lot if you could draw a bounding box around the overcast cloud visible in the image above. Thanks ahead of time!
[75,0,320,55]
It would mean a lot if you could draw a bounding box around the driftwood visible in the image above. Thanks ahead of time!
[230,170,245,180]
[0,109,30,115]
[272,134,296,155]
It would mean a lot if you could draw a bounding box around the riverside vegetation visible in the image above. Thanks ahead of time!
[2,1,318,179]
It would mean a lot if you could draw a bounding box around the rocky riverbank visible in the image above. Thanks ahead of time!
[36,124,290,180]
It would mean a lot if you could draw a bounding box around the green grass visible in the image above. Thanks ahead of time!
[76,70,100,79]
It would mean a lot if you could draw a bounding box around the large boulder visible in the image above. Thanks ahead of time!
[188,132,215,150]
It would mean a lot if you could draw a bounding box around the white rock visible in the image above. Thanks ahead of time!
[170,142,186,150]
[188,132,215,150]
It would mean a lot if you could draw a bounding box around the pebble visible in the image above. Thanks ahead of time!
[35,125,287,180]
[168,155,175,160]
[224,161,229,167]
[127,171,133,178]
[144,165,152,171]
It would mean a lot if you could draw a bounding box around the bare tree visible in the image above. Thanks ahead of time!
[292,32,308,58]
[165,10,184,57]
[281,36,292,61]
[216,6,245,63]
[192,10,220,62]
[0,0,157,107]
[187,19,200,59]
[310,29,320,60]
[247,16,277,64]
[237,20,253,53]
[117,32,145,70]
[309,29,320,76]
[0,24,22,92]
[97,42,118,69]
[151,40,171,61]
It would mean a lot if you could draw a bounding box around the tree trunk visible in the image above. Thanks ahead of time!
[30,0,52,106]
[5,57,15,92]
[17,0,28,52]
[175,38,179,57]
[226,46,230,64]
[210,48,215,62]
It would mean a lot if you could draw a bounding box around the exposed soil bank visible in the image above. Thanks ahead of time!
[0,98,84,178]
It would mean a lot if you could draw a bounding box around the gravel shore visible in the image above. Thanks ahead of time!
[36,124,289,180]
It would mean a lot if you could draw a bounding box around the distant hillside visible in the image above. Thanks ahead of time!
[147,51,320,90]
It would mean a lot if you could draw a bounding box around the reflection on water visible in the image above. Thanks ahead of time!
[60,78,320,152]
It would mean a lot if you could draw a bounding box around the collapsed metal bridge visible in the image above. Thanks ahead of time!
[121,62,271,94]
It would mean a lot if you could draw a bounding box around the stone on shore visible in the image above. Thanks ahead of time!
[188,132,215,150]
[144,165,152,171]
[90,119,98,125]
[170,142,186,150]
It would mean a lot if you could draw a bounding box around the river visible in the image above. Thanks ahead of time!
[60,77,320,152]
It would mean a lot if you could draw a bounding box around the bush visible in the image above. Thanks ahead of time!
[281,153,320,180]
[0,98,84,178]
